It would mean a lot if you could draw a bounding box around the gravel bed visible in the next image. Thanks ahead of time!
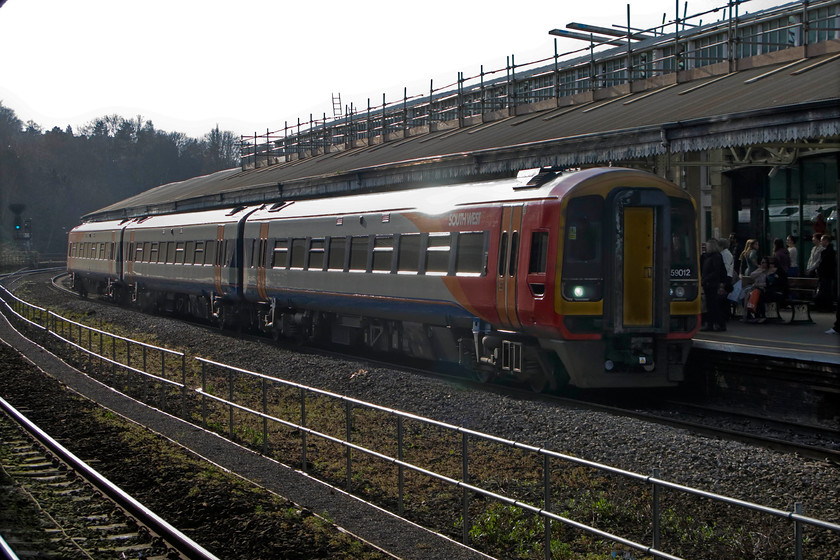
[9,274,840,557]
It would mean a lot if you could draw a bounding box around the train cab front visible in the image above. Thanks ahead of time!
[546,180,700,389]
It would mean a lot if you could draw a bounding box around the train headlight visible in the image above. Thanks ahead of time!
[562,281,603,301]
[674,286,686,298]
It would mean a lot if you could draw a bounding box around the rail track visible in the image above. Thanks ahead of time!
[0,396,219,560]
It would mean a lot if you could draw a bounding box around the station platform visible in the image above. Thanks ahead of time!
[693,309,840,366]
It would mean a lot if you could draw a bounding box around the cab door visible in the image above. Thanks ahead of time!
[622,207,655,327]
[610,189,669,332]
[496,205,523,330]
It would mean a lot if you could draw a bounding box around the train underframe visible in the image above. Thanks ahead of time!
[77,278,689,391]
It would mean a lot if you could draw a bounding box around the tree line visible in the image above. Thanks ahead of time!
[0,102,240,254]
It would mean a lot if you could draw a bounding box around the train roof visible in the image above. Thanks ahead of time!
[122,206,252,230]
[247,167,684,221]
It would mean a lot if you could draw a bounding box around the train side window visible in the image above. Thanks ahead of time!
[290,238,306,269]
[205,240,216,265]
[670,198,698,278]
[425,233,451,275]
[193,241,204,265]
[328,237,346,271]
[272,239,289,268]
[528,231,549,274]
[508,232,519,277]
[175,242,186,265]
[149,242,159,263]
[455,232,486,276]
[185,241,195,265]
[372,235,394,273]
[498,232,508,276]
[397,234,421,274]
[309,238,326,270]
[69,243,75,258]
[349,236,369,272]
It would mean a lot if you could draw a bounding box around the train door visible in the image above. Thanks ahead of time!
[256,223,269,300]
[214,225,224,294]
[611,189,669,331]
[496,205,523,329]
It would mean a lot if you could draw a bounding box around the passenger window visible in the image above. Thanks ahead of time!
[193,241,204,264]
[372,235,394,272]
[455,232,486,275]
[425,233,451,275]
[498,232,508,277]
[328,237,347,271]
[175,242,186,265]
[185,241,195,264]
[272,239,289,268]
[508,232,519,277]
[349,236,369,272]
[290,238,306,269]
[205,240,216,265]
[528,231,549,274]
[150,242,159,263]
[397,234,421,274]
[309,238,325,270]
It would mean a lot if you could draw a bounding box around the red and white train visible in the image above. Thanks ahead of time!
[67,167,700,390]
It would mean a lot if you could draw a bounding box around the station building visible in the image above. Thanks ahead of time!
[87,0,839,273]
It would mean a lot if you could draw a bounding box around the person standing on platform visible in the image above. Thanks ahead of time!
[701,239,729,331]
[739,239,760,277]
[806,232,824,277]
[773,238,791,273]
[787,234,799,277]
[815,234,836,311]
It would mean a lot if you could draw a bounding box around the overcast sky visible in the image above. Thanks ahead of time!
[0,0,786,138]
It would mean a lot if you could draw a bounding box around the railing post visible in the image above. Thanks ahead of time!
[161,350,167,410]
[261,377,268,456]
[201,361,207,429]
[181,353,187,420]
[346,400,352,492]
[397,415,405,516]
[228,368,234,440]
[544,454,551,560]
[462,431,470,545]
[652,468,661,554]
[300,387,307,473]
[794,502,803,560]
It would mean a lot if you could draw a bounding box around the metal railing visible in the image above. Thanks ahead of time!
[1,283,838,559]
[193,357,840,560]
[240,0,840,169]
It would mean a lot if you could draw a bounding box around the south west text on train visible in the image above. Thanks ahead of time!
[66,167,700,390]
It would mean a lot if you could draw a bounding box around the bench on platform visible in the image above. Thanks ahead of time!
[766,276,816,324]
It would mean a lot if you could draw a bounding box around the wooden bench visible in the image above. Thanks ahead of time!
[765,276,816,324]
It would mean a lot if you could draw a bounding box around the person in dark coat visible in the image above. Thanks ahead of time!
[816,234,836,311]
[701,238,729,331]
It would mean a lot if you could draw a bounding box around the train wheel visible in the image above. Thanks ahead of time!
[216,306,227,331]
[473,367,494,384]
[527,370,548,393]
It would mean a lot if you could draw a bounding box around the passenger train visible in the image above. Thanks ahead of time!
[67,167,700,390]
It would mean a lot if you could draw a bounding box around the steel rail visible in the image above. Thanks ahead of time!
[0,395,221,560]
